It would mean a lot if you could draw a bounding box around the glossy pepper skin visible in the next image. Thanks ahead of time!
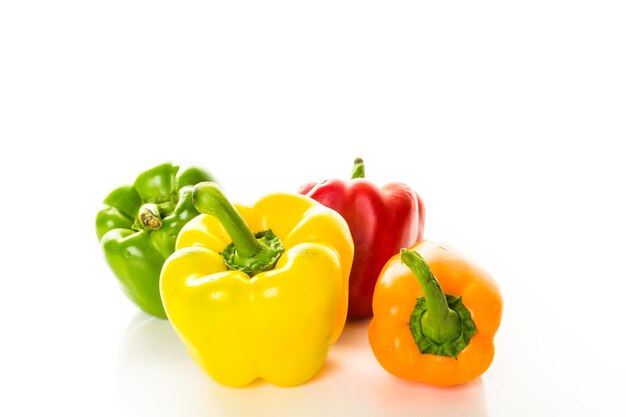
[299,158,425,318]
[368,241,503,386]
[160,183,353,387]
[96,163,215,319]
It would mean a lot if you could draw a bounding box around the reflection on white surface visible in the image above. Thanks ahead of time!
[117,313,487,417]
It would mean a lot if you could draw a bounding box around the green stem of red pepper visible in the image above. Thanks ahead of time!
[192,182,284,277]
[351,157,365,179]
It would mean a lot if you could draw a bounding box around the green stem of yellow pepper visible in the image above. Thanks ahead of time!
[193,182,284,276]
[193,183,260,257]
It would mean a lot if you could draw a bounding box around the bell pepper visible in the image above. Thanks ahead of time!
[160,183,354,387]
[368,242,503,386]
[299,158,425,318]
[96,163,215,319]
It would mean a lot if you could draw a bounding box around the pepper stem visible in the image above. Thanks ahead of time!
[351,157,365,179]
[401,249,460,344]
[192,182,284,276]
[193,182,261,258]
[138,203,163,230]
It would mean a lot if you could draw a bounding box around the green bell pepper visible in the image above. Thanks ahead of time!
[96,163,216,319]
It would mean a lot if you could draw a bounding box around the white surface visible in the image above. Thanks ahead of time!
[1,1,625,416]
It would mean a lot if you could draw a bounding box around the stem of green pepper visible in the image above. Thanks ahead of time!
[192,182,285,276]
[351,157,365,179]
[192,183,261,258]
[138,203,163,230]
[401,249,461,344]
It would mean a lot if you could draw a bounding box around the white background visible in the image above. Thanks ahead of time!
[1,1,625,416]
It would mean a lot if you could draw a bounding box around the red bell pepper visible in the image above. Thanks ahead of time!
[299,158,425,318]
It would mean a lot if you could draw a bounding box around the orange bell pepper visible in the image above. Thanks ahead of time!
[368,241,503,386]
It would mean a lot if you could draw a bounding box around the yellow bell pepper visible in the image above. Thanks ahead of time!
[160,183,354,387]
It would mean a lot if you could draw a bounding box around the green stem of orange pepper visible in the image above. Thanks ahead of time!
[401,249,460,343]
